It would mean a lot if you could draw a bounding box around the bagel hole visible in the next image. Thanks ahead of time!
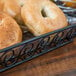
[41,9,47,17]
[20,3,24,7]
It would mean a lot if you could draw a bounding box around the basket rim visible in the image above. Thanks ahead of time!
[0,24,76,53]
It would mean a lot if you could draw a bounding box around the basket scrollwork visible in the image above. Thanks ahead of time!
[0,24,76,72]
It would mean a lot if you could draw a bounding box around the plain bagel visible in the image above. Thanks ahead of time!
[1,0,26,25]
[21,0,68,36]
[0,12,22,49]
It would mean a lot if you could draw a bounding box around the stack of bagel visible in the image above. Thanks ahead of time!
[0,0,68,49]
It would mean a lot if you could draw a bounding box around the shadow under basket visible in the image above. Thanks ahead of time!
[0,23,76,72]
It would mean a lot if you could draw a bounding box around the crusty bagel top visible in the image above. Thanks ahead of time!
[21,0,68,36]
[0,12,22,49]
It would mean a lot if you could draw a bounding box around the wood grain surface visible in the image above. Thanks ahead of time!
[0,39,76,76]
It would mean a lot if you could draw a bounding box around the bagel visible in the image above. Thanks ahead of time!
[0,0,4,11]
[61,0,76,8]
[0,12,22,49]
[21,0,68,36]
[1,0,26,25]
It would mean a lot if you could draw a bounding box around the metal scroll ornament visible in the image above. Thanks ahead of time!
[0,24,76,72]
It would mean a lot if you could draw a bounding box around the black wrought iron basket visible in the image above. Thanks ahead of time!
[0,4,76,72]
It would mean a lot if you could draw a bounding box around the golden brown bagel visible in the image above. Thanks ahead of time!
[1,0,26,25]
[61,0,76,8]
[0,12,22,49]
[0,0,4,11]
[21,0,68,36]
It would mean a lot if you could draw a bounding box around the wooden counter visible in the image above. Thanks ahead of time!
[0,39,76,76]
